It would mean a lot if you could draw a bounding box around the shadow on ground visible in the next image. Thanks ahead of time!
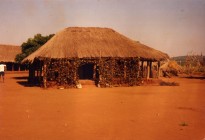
[184,76,205,80]
[13,76,40,87]
[13,76,28,80]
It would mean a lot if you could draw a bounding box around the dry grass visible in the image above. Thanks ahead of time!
[23,27,169,62]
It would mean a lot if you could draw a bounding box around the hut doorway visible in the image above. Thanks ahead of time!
[78,63,94,80]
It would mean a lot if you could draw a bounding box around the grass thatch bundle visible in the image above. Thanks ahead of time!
[161,60,182,76]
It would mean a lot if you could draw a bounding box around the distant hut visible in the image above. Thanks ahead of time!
[23,27,169,88]
[0,44,26,71]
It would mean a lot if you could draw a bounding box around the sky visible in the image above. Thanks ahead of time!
[0,0,205,57]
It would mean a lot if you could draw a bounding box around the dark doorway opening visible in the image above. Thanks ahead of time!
[78,63,94,80]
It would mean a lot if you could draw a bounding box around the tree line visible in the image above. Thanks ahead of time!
[15,33,54,63]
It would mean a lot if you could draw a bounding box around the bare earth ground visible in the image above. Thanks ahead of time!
[0,72,205,140]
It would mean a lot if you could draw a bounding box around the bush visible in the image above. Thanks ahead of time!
[15,34,54,63]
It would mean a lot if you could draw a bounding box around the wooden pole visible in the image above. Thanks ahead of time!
[147,61,150,79]
[111,59,115,85]
[98,59,103,87]
[124,61,127,79]
[73,62,77,83]
[141,61,144,78]
[12,63,14,71]
[150,61,152,78]
[28,65,32,83]
[37,69,39,78]
[39,65,43,83]
[28,64,35,84]
[93,64,96,80]
[18,64,20,71]
[157,61,160,78]
[43,63,47,88]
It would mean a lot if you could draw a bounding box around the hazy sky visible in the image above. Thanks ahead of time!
[0,0,205,57]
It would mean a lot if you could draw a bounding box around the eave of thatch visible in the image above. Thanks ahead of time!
[23,27,169,63]
[0,44,21,62]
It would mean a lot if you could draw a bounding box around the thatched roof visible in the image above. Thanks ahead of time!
[0,44,21,62]
[23,27,169,62]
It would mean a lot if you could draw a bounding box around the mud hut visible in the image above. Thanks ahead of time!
[0,44,26,71]
[23,27,169,88]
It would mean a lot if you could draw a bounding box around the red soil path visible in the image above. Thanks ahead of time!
[0,72,205,140]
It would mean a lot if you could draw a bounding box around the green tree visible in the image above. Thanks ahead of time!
[15,33,54,63]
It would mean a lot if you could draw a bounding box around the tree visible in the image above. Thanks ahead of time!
[184,51,204,75]
[15,33,54,63]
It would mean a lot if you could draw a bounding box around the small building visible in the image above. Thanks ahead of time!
[0,44,27,71]
[23,27,169,88]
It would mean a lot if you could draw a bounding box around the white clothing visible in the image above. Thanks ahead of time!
[0,64,6,72]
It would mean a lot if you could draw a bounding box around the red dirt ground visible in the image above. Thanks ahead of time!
[0,72,205,140]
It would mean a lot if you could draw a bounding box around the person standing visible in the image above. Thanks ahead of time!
[0,63,6,82]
